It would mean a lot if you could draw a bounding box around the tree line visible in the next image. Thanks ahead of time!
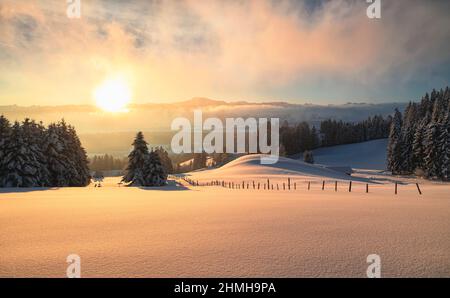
[279,115,391,156]
[387,87,450,180]
[90,147,173,175]
[0,116,90,187]
[89,154,128,172]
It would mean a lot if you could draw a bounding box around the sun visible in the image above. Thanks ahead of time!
[93,76,132,112]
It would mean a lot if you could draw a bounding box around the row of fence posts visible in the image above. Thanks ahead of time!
[178,176,422,195]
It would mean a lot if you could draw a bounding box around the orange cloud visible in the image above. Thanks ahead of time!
[0,0,449,105]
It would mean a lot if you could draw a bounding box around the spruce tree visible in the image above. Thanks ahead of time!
[21,119,50,186]
[0,115,11,186]
[155,146,174,174]
[122,132,150,186]
[146,149,167,186]
[423,121,441,179]
[438,112,450,180]
[1,122,44,187]
[67,125,90,186]
[44,123,73,186]
[399,103,417,174]
[387,109,403,174]
[412,119,426,173]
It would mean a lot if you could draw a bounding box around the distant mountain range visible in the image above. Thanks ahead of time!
[0,97,408,134]
[0,98,408,156]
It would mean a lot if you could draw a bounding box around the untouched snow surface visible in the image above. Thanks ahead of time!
[1,173,449,277]
[312,139,389,170]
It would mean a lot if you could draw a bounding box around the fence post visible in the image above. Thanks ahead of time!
[283,183,285,190]
[395,182,398,195]
[308,181,311,190]
[349,181,352,192]
[288,178,291,190]
[335,181,337,192]
[322,181,325,190]
[267,179,270,191]
[416,183,422,195]
[294,182,296,190]
[366,183,369,193]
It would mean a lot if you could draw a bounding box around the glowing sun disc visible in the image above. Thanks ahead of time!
[94,77,132,112]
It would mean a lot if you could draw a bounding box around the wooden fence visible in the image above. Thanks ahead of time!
[174,176,423,195]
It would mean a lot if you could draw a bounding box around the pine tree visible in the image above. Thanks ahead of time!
[1,122,44,187]
[67,125,90,186]
[310,126,320,149]
[412,119,426,173]
[145,149,167,186]
[387,109,403,174]
[0,115,11,185]
[399,103,417,174]
[438,112,450,180]
[122,132,150,186]
[22,119,50,186]
[44,123,73,186]
[155,146,174,174]
[423,121,441,179]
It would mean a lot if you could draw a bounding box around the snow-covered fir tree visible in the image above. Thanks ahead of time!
[155,146,174,174]
[0,117,90,187]
[146,149,167,186]
[122,132,168,187]
[387,109,403,175]
[122,132,150,186]
[423,121,442,179]
[66,125,91,186]
[0,121,46,187]
[388,87,450,180]
[22,119,50,186]
[399,103,417,173]
[438,112,450,180]
[412,118,427,173]
[0,115,11,184]
[44,123,73,186]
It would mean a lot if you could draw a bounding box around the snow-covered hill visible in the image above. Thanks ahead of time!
[185,154,372,183]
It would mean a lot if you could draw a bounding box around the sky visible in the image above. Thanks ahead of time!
[0,0,449,106]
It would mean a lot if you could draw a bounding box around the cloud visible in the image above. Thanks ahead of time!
[0,0,449,105]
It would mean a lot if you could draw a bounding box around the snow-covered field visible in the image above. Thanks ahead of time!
[313,138,389,170]
[1,154,450,277]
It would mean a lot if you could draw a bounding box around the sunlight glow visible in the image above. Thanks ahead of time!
[94,77,132,112]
